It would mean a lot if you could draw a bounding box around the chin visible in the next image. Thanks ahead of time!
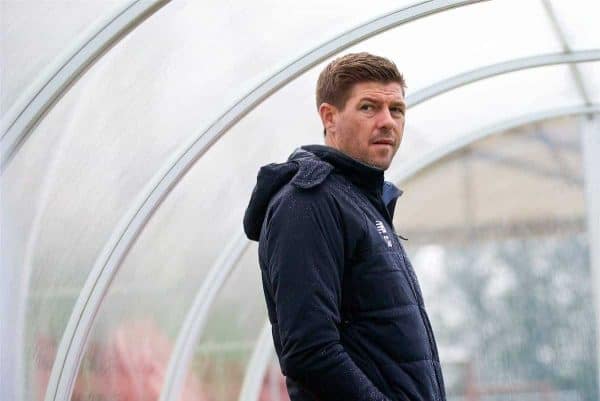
[367,159,390,170]
[367,151,394,170]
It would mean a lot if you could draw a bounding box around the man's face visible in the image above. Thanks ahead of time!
[322,81,406,170]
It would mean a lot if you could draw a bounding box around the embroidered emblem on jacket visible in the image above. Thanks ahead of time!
[375,220,393,248]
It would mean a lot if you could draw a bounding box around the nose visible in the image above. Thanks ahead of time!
[376,108,396,131]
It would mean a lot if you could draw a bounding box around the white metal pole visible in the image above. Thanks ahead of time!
[581,114,600,395]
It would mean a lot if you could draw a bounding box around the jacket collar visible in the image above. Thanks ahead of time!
[300,144,402,209]
[301,144,384,193]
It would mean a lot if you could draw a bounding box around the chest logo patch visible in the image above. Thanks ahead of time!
[375,220,393,248]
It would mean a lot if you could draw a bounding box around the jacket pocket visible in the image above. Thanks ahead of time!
[341,324,398,400]
[382,359,441,401]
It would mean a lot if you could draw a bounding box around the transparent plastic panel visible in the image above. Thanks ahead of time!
[176,243,265,401]
[0,0,126,113]
[396,117,597,400]
[347,0,561,92]
[259,357,291,401]
[395,116,584,237]
[2,62,133,401]
[392,64,582,169]
[68,166,261,401]
[550,0,600,50]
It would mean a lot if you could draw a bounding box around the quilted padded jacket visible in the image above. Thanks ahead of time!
[243,144,445,401]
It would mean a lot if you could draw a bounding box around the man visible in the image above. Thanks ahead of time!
[243,53,445,401]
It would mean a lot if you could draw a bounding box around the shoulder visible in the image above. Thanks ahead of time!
[289,157,334,189]
[268,161,342,225]
[271,156,335,201]
[274,177,338,216]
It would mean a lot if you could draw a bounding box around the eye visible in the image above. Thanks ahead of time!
[360,103,375,111]
[390,106,406,116]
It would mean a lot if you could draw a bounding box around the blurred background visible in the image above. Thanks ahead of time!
[1,1,599,401]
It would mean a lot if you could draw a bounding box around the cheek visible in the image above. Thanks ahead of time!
[337,115,372,152]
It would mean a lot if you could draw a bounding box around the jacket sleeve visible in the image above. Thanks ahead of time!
[263,186,391,401]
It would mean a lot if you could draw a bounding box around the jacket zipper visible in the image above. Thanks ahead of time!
[380,197,444,400]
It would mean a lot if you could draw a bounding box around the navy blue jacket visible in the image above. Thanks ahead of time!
[243,145,445,401]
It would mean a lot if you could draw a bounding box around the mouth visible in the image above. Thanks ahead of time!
[371,139,395,147]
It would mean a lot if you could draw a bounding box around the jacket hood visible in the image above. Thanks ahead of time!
[243,148,334,241]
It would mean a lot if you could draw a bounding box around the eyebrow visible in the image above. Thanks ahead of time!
[359,96,406,107]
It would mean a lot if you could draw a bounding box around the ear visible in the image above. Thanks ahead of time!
[318,103,338,137]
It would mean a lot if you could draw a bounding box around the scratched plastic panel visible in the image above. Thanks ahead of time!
[67,150,258,401]
[175,243,266,401]
[0,0,127,114]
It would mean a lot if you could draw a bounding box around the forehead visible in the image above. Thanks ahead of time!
[347,81,405,103]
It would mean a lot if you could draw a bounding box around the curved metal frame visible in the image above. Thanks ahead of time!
[389,104,600,185]
[159,232,250,401]
[0,0,171,170]
[406,50,600,107]
[43,2,484,400]
[541,0,591,105]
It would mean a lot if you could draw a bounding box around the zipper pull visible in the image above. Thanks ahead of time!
[395,232,408,241]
